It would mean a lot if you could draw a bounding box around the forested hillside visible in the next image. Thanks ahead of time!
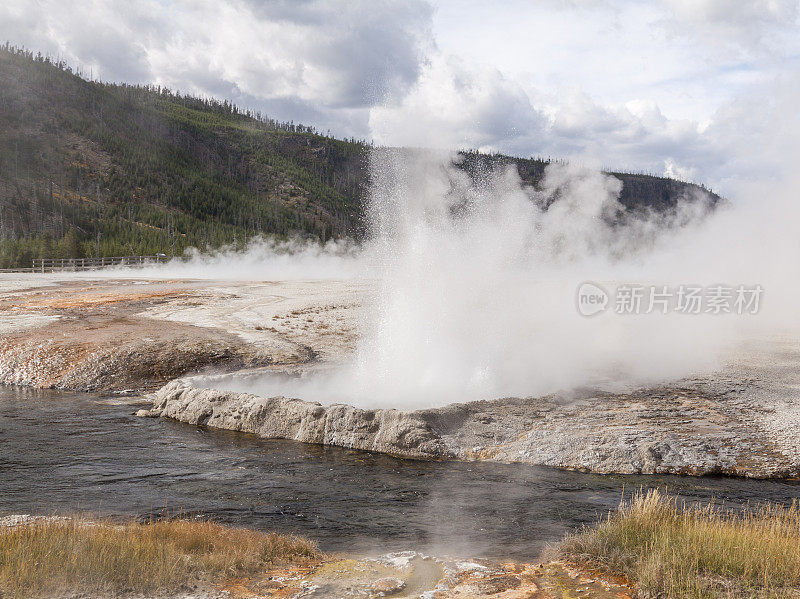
[0,45,718,268]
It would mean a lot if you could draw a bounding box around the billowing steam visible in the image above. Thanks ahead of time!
[346,150,725,406]
[188,152,751,408]
[111,237,366,281]
[165,77,800,409]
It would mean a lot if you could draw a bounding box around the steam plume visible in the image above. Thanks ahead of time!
[178,78,800,409]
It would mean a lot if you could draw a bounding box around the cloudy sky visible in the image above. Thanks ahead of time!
[2,0,799,192]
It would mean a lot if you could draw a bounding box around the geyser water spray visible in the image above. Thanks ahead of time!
[199,145,774,408]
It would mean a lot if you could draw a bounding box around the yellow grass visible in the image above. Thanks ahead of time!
[556,489,800,598]
[0,517,320,598]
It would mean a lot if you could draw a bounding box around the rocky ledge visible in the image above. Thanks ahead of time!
[0,277,361,392]
[142,370,800,478]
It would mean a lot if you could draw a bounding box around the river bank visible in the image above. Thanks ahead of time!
[0,514,635,599]
[2,385,799,597]
[0,274,365,392]
[4,491,799,599]
[1,273,799,478]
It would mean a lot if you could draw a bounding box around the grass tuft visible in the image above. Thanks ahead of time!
[555,489,800,598]
[0,516,320,598]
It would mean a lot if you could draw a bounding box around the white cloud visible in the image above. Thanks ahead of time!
[369,55,546,151]
[0,0,797,192]
[0,0,433,130]
[660,0,800,53]
[145,0,434,109]
[663,158,697,182]
[369,59,712,183]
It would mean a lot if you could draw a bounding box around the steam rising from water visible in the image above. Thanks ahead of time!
[114,237,366,281]
[346,149,717,405]
[190,148,770,408]
[178,78,800,409]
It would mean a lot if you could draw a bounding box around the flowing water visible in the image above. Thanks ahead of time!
[1,386,799,560]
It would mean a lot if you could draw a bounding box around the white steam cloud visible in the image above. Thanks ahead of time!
[177,75,800,410]
[105,237,366,281]
[194,150,775,409]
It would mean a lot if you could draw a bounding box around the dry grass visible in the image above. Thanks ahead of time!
[555,489,800,598]
[0,517,321,598]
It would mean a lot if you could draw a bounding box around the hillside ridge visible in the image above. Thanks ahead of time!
[0,44,718,268]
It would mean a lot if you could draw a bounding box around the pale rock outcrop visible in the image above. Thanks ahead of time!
[144,379,800,478]
[145,380,451,459]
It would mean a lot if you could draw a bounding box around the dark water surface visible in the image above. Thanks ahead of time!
[2,386,799,559]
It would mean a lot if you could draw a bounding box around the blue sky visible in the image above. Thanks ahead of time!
[2,0,798,192]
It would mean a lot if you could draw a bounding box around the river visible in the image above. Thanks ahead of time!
[1,385,798,560]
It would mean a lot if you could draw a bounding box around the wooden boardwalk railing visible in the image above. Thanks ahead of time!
[24,255,169,273]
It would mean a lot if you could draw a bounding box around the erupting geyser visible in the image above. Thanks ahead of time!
[197,146,785,408]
